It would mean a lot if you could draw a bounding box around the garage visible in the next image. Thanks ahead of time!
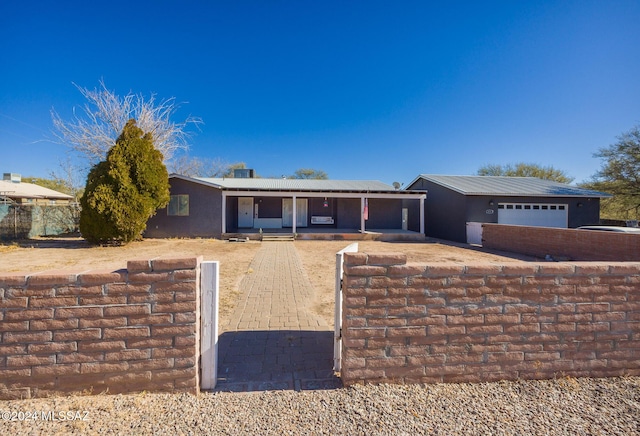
[498,203,568,228]
[405,175,610,243]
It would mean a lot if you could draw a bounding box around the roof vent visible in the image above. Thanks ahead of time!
[233,169,255,178]
[3,173,21,183]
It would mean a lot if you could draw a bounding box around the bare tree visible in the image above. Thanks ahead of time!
[51,80,202,164]
[49,155,84,200]
[168,156,221,177]
[167,155,246,178]
[167,155,208,177]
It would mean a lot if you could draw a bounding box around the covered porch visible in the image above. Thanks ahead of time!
[223,227,426,242]
[221,190,426,239]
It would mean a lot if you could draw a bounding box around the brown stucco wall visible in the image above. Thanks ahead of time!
[341,252,640,385]
[0,258,200,400]
[146,177,223,238]
[482,224,640,261]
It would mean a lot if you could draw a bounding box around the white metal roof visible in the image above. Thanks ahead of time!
[0,179,73,200]
[171,174,414,193]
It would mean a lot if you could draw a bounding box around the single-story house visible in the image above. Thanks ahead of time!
[145,174,426,239]
[0,173,73,205]
[1,173,77,239]
[406,174,611,244]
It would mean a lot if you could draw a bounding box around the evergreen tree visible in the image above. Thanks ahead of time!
[79,119,169,245]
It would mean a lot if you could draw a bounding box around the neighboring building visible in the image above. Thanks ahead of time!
[145,174,426,239]
[0,173,77,239]
[406,174,611,244]
[0,173,73,205]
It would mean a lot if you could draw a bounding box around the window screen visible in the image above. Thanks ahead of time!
[168,195,189,216]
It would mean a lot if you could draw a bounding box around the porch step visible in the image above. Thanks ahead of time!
[261,234,296,242]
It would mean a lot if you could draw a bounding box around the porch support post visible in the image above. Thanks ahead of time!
[221,192,227,234]
[292,195,297,235]
[420,195,425,234]
[360,196,366,234]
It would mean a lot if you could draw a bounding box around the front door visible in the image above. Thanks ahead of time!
[238,197,254,228]
[282,198,308,227]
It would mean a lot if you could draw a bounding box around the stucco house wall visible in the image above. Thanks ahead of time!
[147,175,426,238]
[408,178,467,242]
[407,175,606,244]
[466,195,601,228]
[146,178,223,238]
[337,198,361,229]
[402,198,422,233]
[367,198,404,229]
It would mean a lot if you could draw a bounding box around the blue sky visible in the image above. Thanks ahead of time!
[1,1,639,186]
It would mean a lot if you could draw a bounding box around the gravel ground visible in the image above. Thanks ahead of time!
[1,377,639,435]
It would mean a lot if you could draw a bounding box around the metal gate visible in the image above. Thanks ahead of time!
[466,222,483,245]
[334,243,359,372]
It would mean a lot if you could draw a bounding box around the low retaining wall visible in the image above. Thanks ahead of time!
[341,252,640,385]
[0,257,200,400]
[482,223,640,261]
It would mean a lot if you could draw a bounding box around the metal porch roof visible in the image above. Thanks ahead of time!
[180,176,404,193]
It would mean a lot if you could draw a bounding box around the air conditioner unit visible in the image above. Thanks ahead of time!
[2,173,21,183]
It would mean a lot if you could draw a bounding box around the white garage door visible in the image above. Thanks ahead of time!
[498,203,568,228]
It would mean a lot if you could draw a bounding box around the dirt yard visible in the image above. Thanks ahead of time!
[0,237,530,327]
[294,240,532,325]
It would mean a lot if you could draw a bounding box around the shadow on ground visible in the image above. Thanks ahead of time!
[384,237,538,261]
[214,330,342,392]
[2,235,90,249]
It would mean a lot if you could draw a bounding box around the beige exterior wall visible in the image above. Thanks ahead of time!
[0,257,200,400]
[341,252,640,385]
[482,224,640,261]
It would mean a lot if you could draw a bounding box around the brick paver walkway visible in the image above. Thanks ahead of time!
[215,242,341,391]
[225,242,329,331]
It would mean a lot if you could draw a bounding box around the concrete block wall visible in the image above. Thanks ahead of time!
[341,252,640,385]
[0,257,201,400]
[482,223,640,261]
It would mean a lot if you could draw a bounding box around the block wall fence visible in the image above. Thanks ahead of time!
[341,252,640,385]
[482,223,640,261]
[0,257,201,400]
